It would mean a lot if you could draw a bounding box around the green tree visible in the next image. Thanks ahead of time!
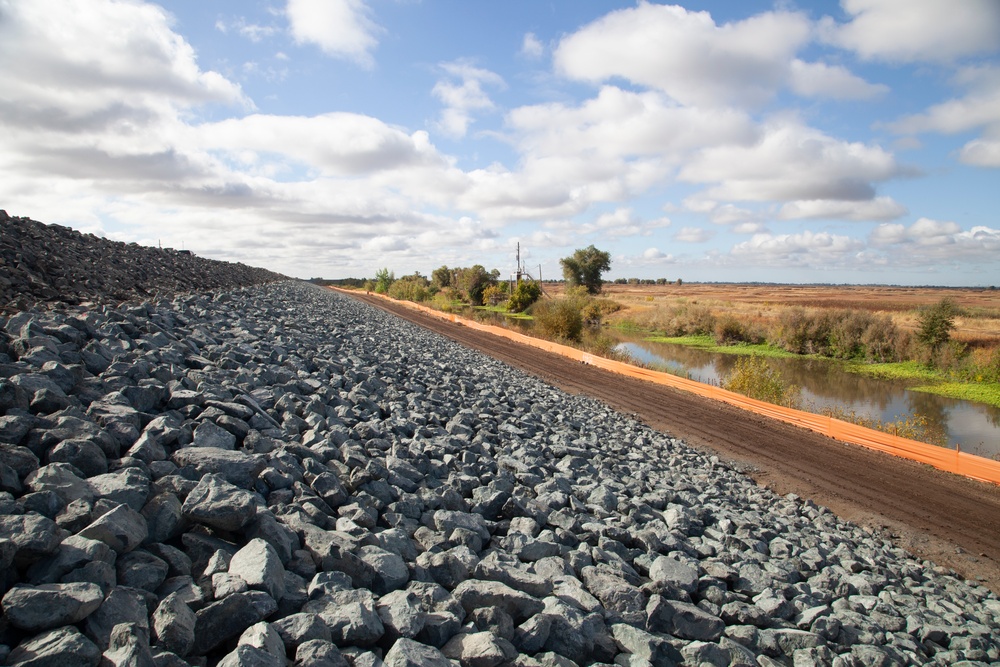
[454,265,498,305]
[432,265,452,289]
[507,281,541,312]
[560,245,612,295]
[917,297,958,357]
[374,268,394,294]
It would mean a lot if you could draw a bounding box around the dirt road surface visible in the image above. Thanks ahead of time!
[347,291,1000,592]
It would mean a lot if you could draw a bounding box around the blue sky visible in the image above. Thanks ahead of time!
[1,1,998,285]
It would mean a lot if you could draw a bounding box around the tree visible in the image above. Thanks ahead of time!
[507,281,541,312]
[560,245,611,295]
[374,268,394,294]
[432,265,452,289]
[453,265,497,305]
[917,297,958,356]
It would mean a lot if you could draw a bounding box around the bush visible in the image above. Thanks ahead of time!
[374,268,394,294]
[723,355,799,407]
[507,281,541,312]
[531,299,583,341]
[387,275,429,302]
[917,297,959,360]
[714,316,763,346]
[482,283,509,307]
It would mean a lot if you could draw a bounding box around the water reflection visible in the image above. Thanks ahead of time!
[613,336,1000,459]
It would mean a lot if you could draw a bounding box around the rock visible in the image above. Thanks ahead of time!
[0,512,63,565]
[171,448,265,489]
[181,473,257,532]
[272,612,333,650]
[192,420,237,450]
[83,586,150,651]
[452,580,545,624]
[358,544,409,595]
[217,645,285,667]
[2,582,105,631]
[610,623,682,667]
[102,622,156,667]
[647,556,698,594]
[646,595,725,641]
[228,538,286,601]
[442,631,518,667]
[6,626,102,667]
[191,591,277,656]
[151,592,197,657]
[383,638,453,667]
[26,463,93,504]
[295,640,350,667]
[304,589,385,647]
[117,549,169,591]
[377,589,427,642]
[47,439,109,478]
[77,503,147,553]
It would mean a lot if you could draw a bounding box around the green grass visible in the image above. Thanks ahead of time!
[909,382,1000,408]
[845,360,940,382]
[642,334,799,359]
[473,305,533,320]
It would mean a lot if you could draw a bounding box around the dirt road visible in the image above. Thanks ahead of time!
[347,291,1000,592]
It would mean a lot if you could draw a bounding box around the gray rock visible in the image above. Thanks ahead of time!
[76,503,147,553]
[646,595,725,641]
[272,612,333,650]
[358,544,409,595]
[238,621,286,660]
[83,586,150,651]
[217,645,285,667]
[191,591,277,656]
[2,582,105,631]
[117,549,169,591]
[47,439,109,478]
[192,420,237,450]
[452,579,546,624]
[303,589,384,647]
[171,448,265,489]
[442,631,518,667]
[87,467,150,508]
[229,538,286,601]
[647,556,698,594]
[181,473,257,532]
[377,589,427,642]
[383,638,453,667]
[141,492,184,543]
[102,622,156,667]
[295,639,350,667]
[610,623,682,667]
[6,626,102,667]
[26,463,93,504]
[151,592,197,657]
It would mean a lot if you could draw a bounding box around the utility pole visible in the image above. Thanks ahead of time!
[516,243,523,285]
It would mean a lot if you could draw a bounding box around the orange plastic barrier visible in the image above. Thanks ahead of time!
[338,289,1000,486]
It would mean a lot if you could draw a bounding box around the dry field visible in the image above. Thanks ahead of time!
[543,282,1000,347]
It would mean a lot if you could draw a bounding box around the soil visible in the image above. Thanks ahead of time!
[348,290,1000,593]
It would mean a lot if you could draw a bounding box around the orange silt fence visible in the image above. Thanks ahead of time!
[341,289,1000,486]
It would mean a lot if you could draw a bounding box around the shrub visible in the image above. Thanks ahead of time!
[714,316,764,346]
[482,283,509,307]
[374,268,394,294]
[723,355,799,407]
[507,281,541,313]
[861,314,901,362]
[387,275,429,302]
[917,297,959,359]
[531,299,583,342]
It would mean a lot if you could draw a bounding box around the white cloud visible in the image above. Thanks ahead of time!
[679,118,900,202]
[432,61,505,138]
[822,0,1000,63]
[553,3,811,106]
[216,17,277,42]
[788,60,888,100]
[643,248,668,260]
[674,226,713,243]
[869,219,1000,264]
[285,0,380,66]
[779,196,906,221]
[521,33,544,59]
[730,230,864,265]
[889,65,1000,167]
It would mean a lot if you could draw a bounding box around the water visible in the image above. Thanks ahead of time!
[612,336,1000,459]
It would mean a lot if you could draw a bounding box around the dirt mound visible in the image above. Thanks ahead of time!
[0,211,286,312]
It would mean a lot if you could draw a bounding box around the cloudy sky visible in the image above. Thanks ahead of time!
[1,0,999,285]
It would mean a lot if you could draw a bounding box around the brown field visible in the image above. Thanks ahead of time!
[542,282,1000,347]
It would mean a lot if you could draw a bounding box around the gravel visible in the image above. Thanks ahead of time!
[1,271,999,666]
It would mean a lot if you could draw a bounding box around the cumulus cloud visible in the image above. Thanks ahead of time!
[554,3,811,107]
[679,119,900,202]
[432,61,505,138]
[674,226,713,243]
[788,60,888,100]
[868,219,1000,265]
[778,196,906,221]
[730,230,864,266]
[822,0,1000,63]
[216,17,278,42]
[521,33,544,59]
[889,65,1000,167]
[285,0,380,66]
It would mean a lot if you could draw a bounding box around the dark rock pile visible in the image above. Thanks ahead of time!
[1,282,999,667]
[0,211,286,313]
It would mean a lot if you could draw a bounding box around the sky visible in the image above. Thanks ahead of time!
[1,0,999,286]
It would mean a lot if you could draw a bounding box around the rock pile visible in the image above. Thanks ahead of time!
[0,211,286,313]
[1,281,998,667]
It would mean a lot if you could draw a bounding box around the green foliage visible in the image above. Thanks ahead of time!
[453,265,498,306]
[714,316,764,346]
[374,268,394,294]
[387,274,429,302]
[723,355,799,407]
[530,299,584,341]
[507,281,541,312]
[362,280,375,292]
[432,265,452,289]
[482,283,509,306]
[917,298,958,358]
[560,245,612,295]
